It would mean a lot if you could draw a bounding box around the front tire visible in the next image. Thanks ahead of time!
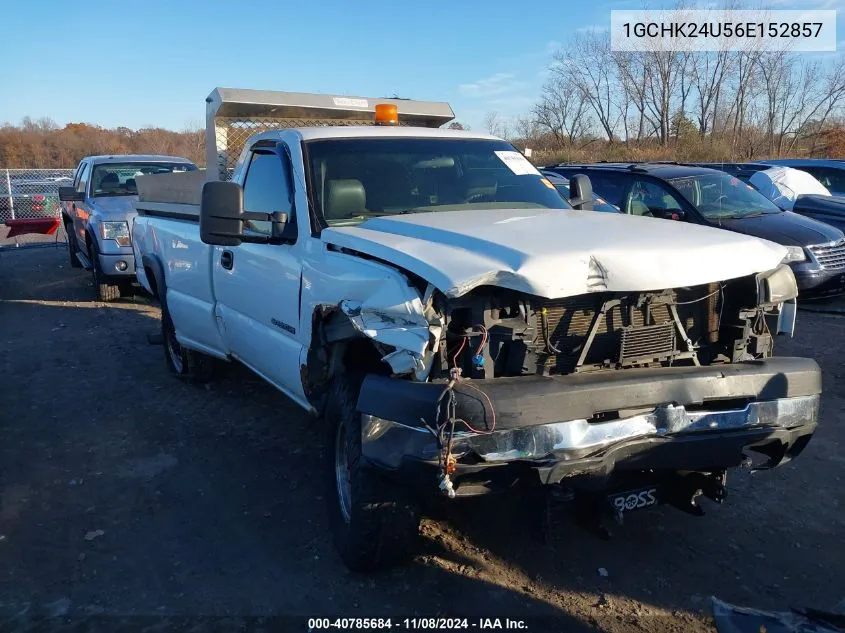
[324,375,420,572]
[89,241,121,302]
[161,304,218,383]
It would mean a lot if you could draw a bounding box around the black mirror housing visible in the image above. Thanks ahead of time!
[200,181,244,246]
[58,187,84,202]
[568,174,594,211]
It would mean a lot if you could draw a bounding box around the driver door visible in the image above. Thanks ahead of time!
[212,146,306,404]
[70,162,91,245]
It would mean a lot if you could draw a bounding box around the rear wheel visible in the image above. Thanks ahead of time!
[324,374,420,572]
[161,303,219,383]
[65,223,82,268]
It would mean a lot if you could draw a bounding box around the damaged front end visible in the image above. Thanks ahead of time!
[315,261,819,506]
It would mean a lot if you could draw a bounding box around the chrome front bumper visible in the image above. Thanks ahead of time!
[361,394,820,470]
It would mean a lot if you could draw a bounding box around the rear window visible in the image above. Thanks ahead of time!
[90,162,196,197]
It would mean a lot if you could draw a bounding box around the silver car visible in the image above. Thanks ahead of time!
[59,155,197,301]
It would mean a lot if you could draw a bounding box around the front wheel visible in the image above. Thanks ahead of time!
[324,375,420,572]
[89,242,121,302]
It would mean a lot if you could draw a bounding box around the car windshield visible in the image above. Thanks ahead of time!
[91,162,196,197]
[552,183,619,212]
[306,138,567,226]
[670,173,782,219]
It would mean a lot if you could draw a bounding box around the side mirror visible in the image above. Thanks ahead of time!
[200,180,291,246]
[568,174,594,211]
[200,181,244,246]
[58,187,84,202]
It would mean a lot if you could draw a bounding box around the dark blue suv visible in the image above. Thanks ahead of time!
[545,162,845,298]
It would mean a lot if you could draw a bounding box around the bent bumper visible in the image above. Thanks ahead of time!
[356,357,821,486]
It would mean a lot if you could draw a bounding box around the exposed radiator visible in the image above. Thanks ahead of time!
[620,322,677,366]
[535,288,707,373]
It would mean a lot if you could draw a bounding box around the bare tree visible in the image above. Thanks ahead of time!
[691,50,732,137]
[615,51,654,141]
[482,111,509,139]
[532,74,590,145]
[554,31,622,142]
[640,50,690,145]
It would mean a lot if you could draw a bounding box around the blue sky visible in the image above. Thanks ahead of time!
[0,0,843,132]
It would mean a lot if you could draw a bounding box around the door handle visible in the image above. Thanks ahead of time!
[221,250,234,270]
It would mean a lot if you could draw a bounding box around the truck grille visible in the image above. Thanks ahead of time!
[809,239,845,270]
[535,289,707,374]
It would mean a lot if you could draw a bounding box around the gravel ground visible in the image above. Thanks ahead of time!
[1,247,843,632]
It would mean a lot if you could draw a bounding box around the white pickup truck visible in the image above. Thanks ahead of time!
[133,88,821,572]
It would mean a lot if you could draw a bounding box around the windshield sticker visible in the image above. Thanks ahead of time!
[540,177,556,189]
[333,97,368,108]
[494,151,541,176]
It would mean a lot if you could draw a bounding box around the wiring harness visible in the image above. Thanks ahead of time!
[420,325,497,498]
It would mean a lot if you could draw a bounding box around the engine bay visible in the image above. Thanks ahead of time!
[430,273,782,381]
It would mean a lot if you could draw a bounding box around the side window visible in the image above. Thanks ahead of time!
[76,163,91,195]
[241,150,294,237]
[626,178,684,217]
[72,163,85,187]
[806,167,845,193]
[588,173,631,209]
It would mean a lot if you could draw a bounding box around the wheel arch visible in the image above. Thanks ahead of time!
[141,254,166,305]
[302,307,392,413]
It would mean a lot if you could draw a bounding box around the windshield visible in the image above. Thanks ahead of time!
[91,162,196,197]
[306,138,567,226]
[670,173,782,219]
[552,183,619,213]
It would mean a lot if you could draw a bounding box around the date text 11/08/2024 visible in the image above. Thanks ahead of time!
[307,618,529,630]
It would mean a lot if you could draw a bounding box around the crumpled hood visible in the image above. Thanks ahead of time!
[89,195,138,220]
[322,208,787,299]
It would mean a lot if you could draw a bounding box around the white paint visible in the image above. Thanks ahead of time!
[134,125,792,418]
[292,127,501,141]
[323,207,787,299]
[750,166,831,211]
[494,150,541,176]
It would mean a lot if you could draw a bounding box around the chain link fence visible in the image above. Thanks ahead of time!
[1,168,75,248]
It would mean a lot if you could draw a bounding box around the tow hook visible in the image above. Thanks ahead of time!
[667,472,728,516]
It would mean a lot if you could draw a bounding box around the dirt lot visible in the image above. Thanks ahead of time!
[1,246,844,632]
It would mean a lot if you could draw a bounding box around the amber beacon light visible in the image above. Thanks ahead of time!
[374,103,399,125]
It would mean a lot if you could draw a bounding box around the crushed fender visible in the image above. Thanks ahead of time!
[339,283,442,381]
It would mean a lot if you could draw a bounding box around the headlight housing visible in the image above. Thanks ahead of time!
[101,221,131,247]
[757,263,799,305]
[782,245,806,263]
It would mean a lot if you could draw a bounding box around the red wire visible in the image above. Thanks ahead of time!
[451,336,467,369]
[452,324,488,370]
[474,325,488,356]
[457,382,497,435]
[450,324,495,434]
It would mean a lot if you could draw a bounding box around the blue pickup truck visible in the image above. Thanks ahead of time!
[59,154,197,301]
